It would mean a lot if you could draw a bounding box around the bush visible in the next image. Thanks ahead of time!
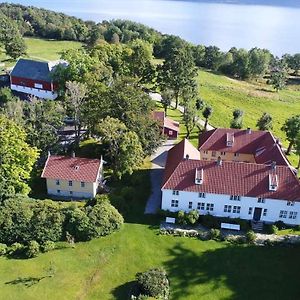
[274,221,286,230]
[209,229,221,240]
[136,268,169,299]
[235,219,251,231]
[270,225,279,234]
[246,230,256,244]
[200,214,220,229]
[187,210,199,225]
[8,242,25,256]
[25,241,40,258]
[177,210,186,225]
[0,243,7,256]
[41,241,56,253]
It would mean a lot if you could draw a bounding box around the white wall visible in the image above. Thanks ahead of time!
[11,84,58,100]
[47,188,94,199]
[161,189,300,225]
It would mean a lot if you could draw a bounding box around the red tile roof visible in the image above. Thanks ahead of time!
[198,128,290,166]
[41,155,101,182]
[153,111,179,133]
[162,159,300,202]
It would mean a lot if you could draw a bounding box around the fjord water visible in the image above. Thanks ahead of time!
[6,0,300,55]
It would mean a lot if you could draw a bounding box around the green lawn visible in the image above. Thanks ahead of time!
[0,37,82,68]
[1,166,300,300]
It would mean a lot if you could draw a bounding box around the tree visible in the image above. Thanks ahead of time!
[269,58,288,92]
[4,34,26,59]
[228,48,250,79]
[157,45,197,109]
[65,81,87,147]
[248,48,271,79]
[230,109,244,129]
[183,101,198,139]
[281,115,300,155]
[160,89,173,115]
[202,106,213,131]
[256,112,273,131]
[95,117,144,179]
[294,132,300,169]
[0,115,39,197]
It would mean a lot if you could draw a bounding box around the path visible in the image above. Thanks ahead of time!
[149,92,215,131]
[144,139,177,214]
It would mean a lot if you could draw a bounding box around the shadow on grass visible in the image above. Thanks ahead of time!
[112,280,135,300]
[5,275,53,288]
[164,243,300,300]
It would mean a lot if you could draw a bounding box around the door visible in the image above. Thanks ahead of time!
[253,208,262,221]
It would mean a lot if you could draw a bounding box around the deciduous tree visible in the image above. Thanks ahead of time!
[281,115,300,155]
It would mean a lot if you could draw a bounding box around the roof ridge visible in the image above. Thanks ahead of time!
[198,128,217,149]
[161,160,183,190]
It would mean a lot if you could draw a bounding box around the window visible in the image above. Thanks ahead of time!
[230,195,241,201]
[188,202,193,209]
[171,200,179,207]
[197,202,205,210]
[220,152,226,156]
[212,151,216,157]
[169,130,173,135]
[68,181,73,187]
[224,205,232,213]
[258,197,265,203]
[70,191,73,195]
[203,151,209,155]
[57,190,60,194]
[198,192,206,198]
[234,153,240,157]
[81,182,85,188]
[248,207,253,215]
[232,206,241,214]
[206,203,214,211]
[289,211,298,219]
[56,180,60,186]
[263,209,267,217]
[287,201,295,206]
[279,210,287,219]
[172,190,179,196]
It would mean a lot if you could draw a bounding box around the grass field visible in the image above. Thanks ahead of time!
[0,37,82,68]
[1,166,300,300]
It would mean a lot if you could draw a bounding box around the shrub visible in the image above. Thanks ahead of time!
[246,231,256,244]
[209,229,221,240]
[187,210,199,225]
[235,219,251,231]
[136,268,169,299]
[25,241,40,258]
[270,225,279,234]
[8,242,25,256]
[0,243,7,256]
[41,241,56,253]
[201,214,220,229]
[274,221,286,230]
[177,210,186,225]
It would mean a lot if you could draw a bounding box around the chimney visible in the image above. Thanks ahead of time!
[246,127,252,134]
[185,154,190,160]
[195,168,204,185]
[226,133,234,147]
[217,156,222,166]
[71,151,76,158]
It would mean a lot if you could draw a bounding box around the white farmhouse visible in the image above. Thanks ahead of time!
[161,138,300,225]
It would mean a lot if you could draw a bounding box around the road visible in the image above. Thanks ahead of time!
[149,92,215,131]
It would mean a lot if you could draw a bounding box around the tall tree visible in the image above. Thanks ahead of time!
[294,133,300,169]
[248,48,272,79]
[281,115,300,155]
[0,115,39,198]
[269,58,288,92]
[202,106,213,131]
[160,89,173,115]
[95,117,144,179]
[256,112,273,131]
[183,101,198,139]
[157,46,197,109]
[230,109,244,129]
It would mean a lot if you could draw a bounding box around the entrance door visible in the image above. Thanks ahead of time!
[253,208,262,221]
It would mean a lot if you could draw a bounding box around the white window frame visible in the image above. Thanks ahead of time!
[197,202,205,210]
[56,179,60,186]
[81,182,85,188]
[263,209,267,217]
[172,190,179,196]
[68,180,73,187]
[171,200,179,208]
[279,210,287,219]
[188,202,193,209]
[248,207,253,215]
[232,206,241,214]
[206,203,214,211]
[224,205,232,213]
[289,211,297,219]
[258,197,265,203]
[198,192,206,198]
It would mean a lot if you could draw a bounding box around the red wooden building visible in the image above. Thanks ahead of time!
[10,59,66,100]
[153,111,180,139]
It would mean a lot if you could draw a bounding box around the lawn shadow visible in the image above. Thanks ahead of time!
[5,275,53,288]
[111,280,135,300]
[164,243,300,300]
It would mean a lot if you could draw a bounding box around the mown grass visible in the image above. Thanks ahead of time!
[0,37,82,68]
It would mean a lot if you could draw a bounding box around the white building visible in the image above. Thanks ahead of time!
[161,139,300,225]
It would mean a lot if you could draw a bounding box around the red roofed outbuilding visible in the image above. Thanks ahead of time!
[153,111,179,139]
[41,154,103,199]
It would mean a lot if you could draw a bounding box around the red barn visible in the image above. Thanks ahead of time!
[153,111,180,139]
[10,59,66,100]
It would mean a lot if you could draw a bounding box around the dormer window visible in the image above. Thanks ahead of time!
[258,197,265,203]
[269,174,278,191]
[226,133,234,147]
[195,168,204,185]
[172,190,179,196]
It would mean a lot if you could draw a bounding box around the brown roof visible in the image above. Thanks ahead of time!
[153,111,179,133]
[162,159,300,202]
[41,155,101,182]
[198,128,290,166]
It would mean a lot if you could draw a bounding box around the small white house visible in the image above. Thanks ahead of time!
[161,139,300,225]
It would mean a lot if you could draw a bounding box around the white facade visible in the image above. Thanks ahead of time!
[10,84,58,100]
[161,189,300,225]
